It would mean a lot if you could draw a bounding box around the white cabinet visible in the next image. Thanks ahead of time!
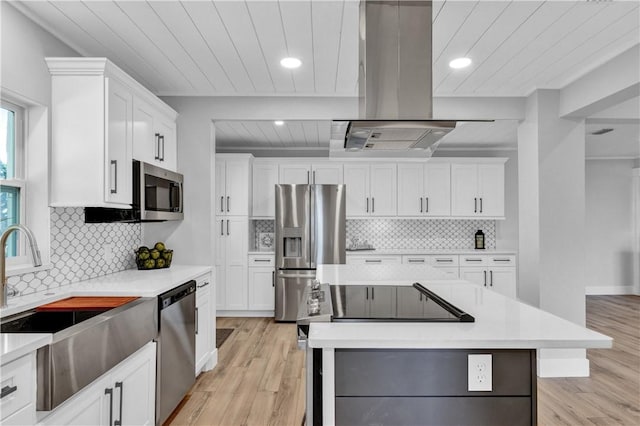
[279,163,343,184]
[341,286,396,317]
[459,254,517,299]
[248,255,275,311]
[195,273,213,374]
[401,254,459,278]
[397,163,451,216]
[0,353,36,425]
[133,97,177,171]
[344,163,397,217]
[451,162,505,218]
[252,162,278,217]
[47,58,177,208]
[312,164,343,184]
[41,342,156,426]
[216,155,251,216]
[347,255,401,265]
[215,217,248,310]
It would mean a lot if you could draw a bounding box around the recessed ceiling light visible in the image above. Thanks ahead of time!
[449,57,472,69]
[274,120,285,126]
[280,57,302,69]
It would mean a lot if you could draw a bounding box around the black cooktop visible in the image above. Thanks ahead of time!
[330,283,474,322]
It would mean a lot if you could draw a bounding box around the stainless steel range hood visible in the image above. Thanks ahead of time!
[332,0,457,156]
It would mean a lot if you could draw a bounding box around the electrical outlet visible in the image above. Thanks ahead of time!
[468,354,492,391]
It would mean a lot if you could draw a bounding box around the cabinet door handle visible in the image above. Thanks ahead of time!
[227,196,230,212]
[366,197,369,213]
[474,197,477,213]
[490,270,493,287]
[313,171,316,184]
[160,134,165,161]
[226,220,230,236]
[365,259,381,263]
[372,197,375,213]
[105,387,114,426]
[371,287,375,300]
[114,382,123,426]
[197,281,210,288]
[220,220,224,236]
[366,287,369,300]
[220,196,224,212]
[307,171,310,184]
[480,197,483,213]
[420,197,423,213]
[110,160,118,194]
[419,293,422,301]
[0,385,17,399]
[195,307,199,335]
[465,258,482,262]
[254,259,271,263]
[408,258,425,263]
[483,270,487,286]
[435,258,453,263]
[272,271,275,287]
[154,133,160,160]
[425,197,429,213]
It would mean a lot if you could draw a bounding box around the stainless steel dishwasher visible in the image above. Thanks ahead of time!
[156,280,196,425]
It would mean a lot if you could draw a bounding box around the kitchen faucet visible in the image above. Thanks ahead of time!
[1,224,42,308]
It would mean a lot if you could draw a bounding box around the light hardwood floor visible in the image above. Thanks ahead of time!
[168,295,639,426]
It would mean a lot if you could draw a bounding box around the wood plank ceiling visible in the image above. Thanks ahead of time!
[13,0,640,152]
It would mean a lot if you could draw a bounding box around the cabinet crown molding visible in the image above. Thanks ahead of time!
[46,57,177,120]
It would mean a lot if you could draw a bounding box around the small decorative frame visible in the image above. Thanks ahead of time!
[258,232,275,251]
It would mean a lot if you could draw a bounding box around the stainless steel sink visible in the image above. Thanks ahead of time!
[0,297,158,411]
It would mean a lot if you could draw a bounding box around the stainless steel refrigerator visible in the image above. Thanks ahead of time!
[275,184,346,322]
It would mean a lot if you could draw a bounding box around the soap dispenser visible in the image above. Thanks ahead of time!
[475,230,485,250]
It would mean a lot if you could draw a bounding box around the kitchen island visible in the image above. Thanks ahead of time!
[307,265,612,426]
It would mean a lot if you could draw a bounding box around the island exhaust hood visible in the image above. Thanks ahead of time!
[331,0,464,156]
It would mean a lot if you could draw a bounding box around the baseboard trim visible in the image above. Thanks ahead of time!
[586,285,635,295]
[217,310,274,317]
[537,357,590,377]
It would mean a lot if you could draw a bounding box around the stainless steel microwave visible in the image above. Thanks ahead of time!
[134,160,183,221]
[84,161,183,223]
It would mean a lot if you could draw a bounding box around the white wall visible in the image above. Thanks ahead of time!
[1,2,78,277]
[585,159,635,294]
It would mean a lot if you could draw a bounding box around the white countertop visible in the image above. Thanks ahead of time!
[0,264,211,363]
[310,265,611,350]
[345,248,516,255]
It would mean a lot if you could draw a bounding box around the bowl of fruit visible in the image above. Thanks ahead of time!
[136,242,173,270]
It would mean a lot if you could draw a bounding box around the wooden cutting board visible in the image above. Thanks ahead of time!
[36,296,139,312]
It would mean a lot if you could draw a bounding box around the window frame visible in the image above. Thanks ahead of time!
[1,99,28,266]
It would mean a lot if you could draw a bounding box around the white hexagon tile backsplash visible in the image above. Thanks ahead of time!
[252,219,496,251]
[7,207,141,296]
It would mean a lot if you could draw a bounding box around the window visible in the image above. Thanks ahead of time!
[1,100,26,263]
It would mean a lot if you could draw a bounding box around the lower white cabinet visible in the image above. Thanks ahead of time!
[346,255,402,265]
[459,259,517,299]
[195,273,213,374]
[40,342,156,426]
[1,353,36,425]
[215,217,249,311]
[248,255,275,311]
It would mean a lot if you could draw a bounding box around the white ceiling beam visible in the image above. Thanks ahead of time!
[559,45,640,118]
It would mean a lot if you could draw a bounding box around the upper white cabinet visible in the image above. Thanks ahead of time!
[252,162,278,217]
[216,154,251,216]
[132,97,178,171]
[397,162,451,216]
[344,163,397,217]
[279,163,343,184]
[47,58,178,208]
[451,161,505,218]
